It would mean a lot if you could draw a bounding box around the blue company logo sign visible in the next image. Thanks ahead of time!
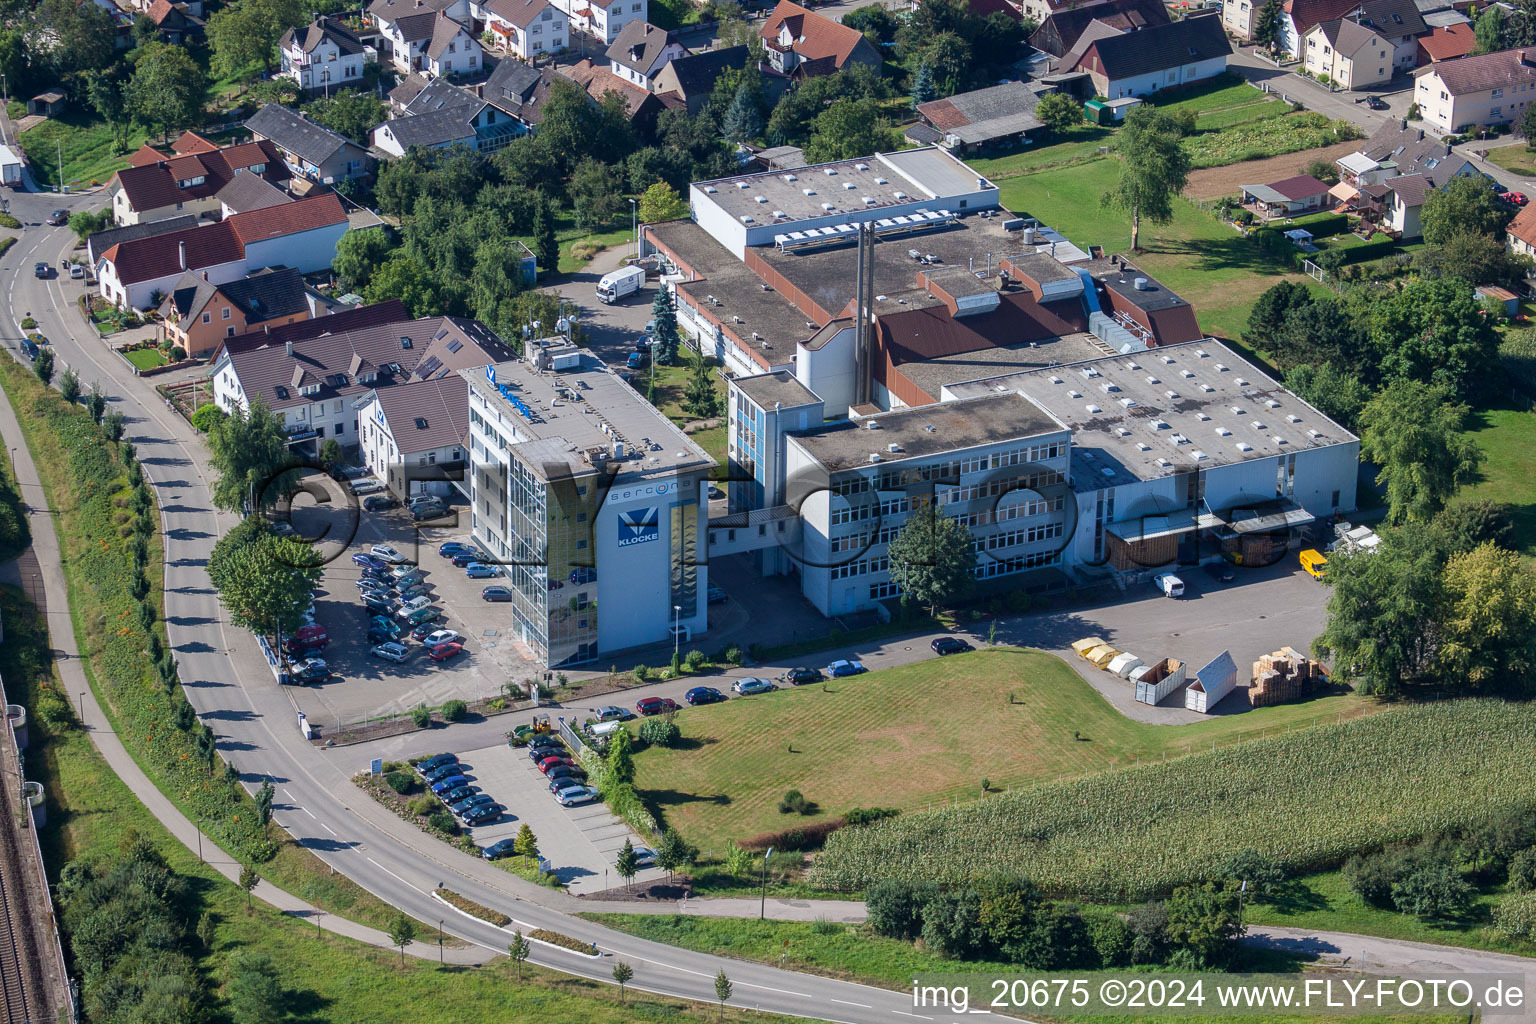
[617,506,660,547]
[485,364,497,384]
[374,406,386,426]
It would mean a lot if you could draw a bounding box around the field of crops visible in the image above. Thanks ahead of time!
[1185,113,1362,170]
[811,700,1536,901]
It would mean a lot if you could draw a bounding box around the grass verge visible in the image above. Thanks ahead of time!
[1459,405,1536,557]
[1487,144,1536,178]
[19,114,149,190]
[123,347,168,371]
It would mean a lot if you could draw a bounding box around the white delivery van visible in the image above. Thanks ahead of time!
[0,146,22,187]
[596,265,645,303]
[1153,573,1185,598]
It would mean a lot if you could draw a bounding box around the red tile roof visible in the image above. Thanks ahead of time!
[112,136,291,214]
[760,0,869,68]
[227,194,346,245]
[561,61,659,120]
[1419,23,1476,61]
[1266,173,1331,200]
[172,130,220,156]
[1508,202,1536,248]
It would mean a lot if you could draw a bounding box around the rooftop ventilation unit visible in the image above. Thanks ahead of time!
[1171,433,1190,445]
[1080,367,1101,378]
[1200,384,1215,393]
[1137,442,1151,451]
[803,188,815,195]
[824,167,838,175]
[1308,428,1322,438]
[1101,467,1115,477]
[735,181,748,189]
[1116,428,1131,436]
[1230,406,1244,415]
[1251,420,1265,430]
[1165,390,1179,399]
[755,195,767,203]
[821,202,834,211]
[1195,349,1208,357]
[1286,414,1301,423]
[1236,442,1253,452]
[1161,355,1175,364]
[741,214,754,223]
[1068,390,1082,399]
[1235,377,1250,387]
[1181,370,1195,378]
[1151,420,1169,430]
[1272,436,1288,445]
[1215,426,1231,436]
[893,191,908,199]
[1145,376,1160,385]
[843,182,856,190]
[855,163,869,171]
[1120,397,1137,408]
[1191,450,1208,461]
[1049,375,1062,383]
[1215,363,1229,371]
[874,176,887,184]
[1085,404,1101,413]
[1100,381,1119,392]
[869,452,882,462]
[1196,412,1210,421]
[704,186,717,194]
[783,173,798,182]
[864,196,876,204]
[1156,458,1172,468]
[773,210,786,218]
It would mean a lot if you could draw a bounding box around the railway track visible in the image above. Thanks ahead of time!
[0,798,38,1024]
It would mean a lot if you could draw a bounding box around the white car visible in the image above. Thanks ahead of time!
[350,478,384,495]
[1153,573,1185,598]
[370,642,410,663]
[422,628,462,648]
[370,543,412,564]
[554,784,600,807]
[627,845,656,867]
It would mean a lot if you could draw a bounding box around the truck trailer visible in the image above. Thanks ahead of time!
[596,265,645,303]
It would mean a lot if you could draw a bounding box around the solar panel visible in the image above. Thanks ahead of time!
[446,339,463,353]
[415,355,443,379]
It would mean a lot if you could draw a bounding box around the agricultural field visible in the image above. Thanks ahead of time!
[630,648,1365,854]
[810,699,1536,900]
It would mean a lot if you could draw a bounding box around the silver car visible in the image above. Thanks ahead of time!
[554,784,600,807]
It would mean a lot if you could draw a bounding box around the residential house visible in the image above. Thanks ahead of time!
[279,16,371,93]
[213,299,411,365]
[96,194,349,310]
[372,77,525,156]
[915,81,1046,153]
[86,215,199,267]
[1016,0,1117,28]
[1240,174,1333,217]
[421,13,484,76]
[606,21,687,90]
[1414,46,1536,131]
[1335,118,1462,185]
[209,314,517,455]
[355,374,469,494]
[1302,18,1395,90]
[246,103,373,185]
[158,266,312,359]
[216,173,294,216]
[560,60,665,130]
[109,131,290,225]
[650,45,751,114]
[369,0,482,78]
[760,0,881,79]
[1507,201,1536,260]
[473,0,567,60]
[1416,22,1475,62]
[145,0,203,43]
[1357,170,1444,237]
[550,0,646,46]
[1221,0,1260,44]
[478,59,557,127]
[1031,0,1168,57]
[1061,13,1232,99]
[1271,0,1425,65]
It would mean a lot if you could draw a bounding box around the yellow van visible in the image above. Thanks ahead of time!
[1300,549,1327,579]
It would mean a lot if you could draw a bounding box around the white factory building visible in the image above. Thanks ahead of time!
[463,337,714,666]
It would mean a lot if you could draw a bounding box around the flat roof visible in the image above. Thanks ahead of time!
[895,333,1108,402]
[463,348,714,480]
[693,147,990,227]
[788,393,1063,473]
[734,370,821,411]
[1079,257,1190,315]
[945,340,1358,490]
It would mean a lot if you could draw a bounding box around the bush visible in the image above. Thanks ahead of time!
[867,878,934,940]
[411,705,431,728]
[743,818,845,851]
[638,716,681,748]
[435,887,511,927]
[530,928,599,955]
[683,648,706,672]
[920,889,986,959]
[778,789,809,814]
[1216,848,1287,902]
[1492,891,1536,939]
[1127,902,1171,964]
[632,664,650,682]
[407,794,437,816]
[384,771,414,794]
[1508,848,1536,892]
[1391,863,1473,920]
[1020,902,1096,970]
[20,317,35,329]
[719,644,743,666]
[427,810,458,834]
[441,699,468,722]
[1089,914,1133,967]
[170,345,187,362]
[844,807,901,826]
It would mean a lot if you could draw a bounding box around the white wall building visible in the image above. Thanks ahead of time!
[355,375,469,497]
[551,0,646,46]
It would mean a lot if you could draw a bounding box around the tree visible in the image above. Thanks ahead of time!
[532,201,558,278]
[59,367,81,404]
[85,66,135,154]
[30,0,114,83]
[637,181,687,226]
[722,81,765,141]
[1216,849,1288,903]
[655,827,697,880]
[714,968,733,1019]
[1432,499,1515,555]
[570,158,624,230]
[1416,228,1534,289]
[887,506,977,614]
[331,226,394,291]
[1392,862,1474,919]
[651,285,680,366]
[507,931,531,980]
[513,822,539,859]
[255,779,274,827]
[32,348,53,386]
[910,63,937,109]
[1420,175,1512,245]
[207,532,321,639]
[303,91,386,145]
[1283,363,1370,430]
[1246,281,1313,352]
[1436,542,1536,693]
[1101,107,1191,251]
[1476,4,1508,54]
[227,950,284,1024]
[1166,881,1245,967]
[844,4,898,43]
[1252,0,1284,49]
[917,30,972,94]
[612,960,634,1002]
[68,207,111,243]
[1364,279,1502,402]
[318,439,342,472]
[85,383,106,423]
[804,98,901,163]
[127,42,207,140]
[388,912,417,967]
[684,357,720,418]
[607,728,635,783]
[208,0,306,78]
[1302,156,1340,186]
[1036,93,1082,134]
[238,865,260,912]
[1359,381,1483,525]
[206,397,294,512]
[1523,101,1536,147]
[103,408,126,444]
[616,837,639,889]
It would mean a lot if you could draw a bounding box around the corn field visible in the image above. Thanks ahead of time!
[811,700,1536,901]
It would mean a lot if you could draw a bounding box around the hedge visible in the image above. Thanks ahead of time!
[530,928,599,955]
[743,817,848,852]
[1288,211,1349,238]
[435,887,511,927]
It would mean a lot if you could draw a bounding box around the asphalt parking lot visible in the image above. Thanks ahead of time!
[446,740,664,893]
[282,479,539,728]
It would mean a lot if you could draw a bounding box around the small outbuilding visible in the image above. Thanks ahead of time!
[29,90,66,117]
[1241,175,1332,219]
[1185,649,1237,714]
[1475,285,1519,316]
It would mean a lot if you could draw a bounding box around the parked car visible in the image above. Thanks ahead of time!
[424,629,463,647]
[594,705,633,722]
[1153,573,1185,598]
[368,615,403,639]
[417,754,458,775]
[350,478,385,496]
[707,484,724,500]
[465,563,498,578]
[462,805,501,827]
[685,686,726,706]
[396,583,431,601]
[352,553,389,570]
[707,585,727,604]
[554,784,601,807]
[293,657,330,682]
[931,636,973,656]
[47,208,68,225]
[784,667,821,686]
[826,659,866,677]
[481,585,513,602]
[69,263,85,279]
[392,566,425,585]
[733,677,774,695]
[362,594,394,615]
[1363,95,1388,110]
[437,785,475,805]
[1206,562,1235,584]
[526,734,565,750]
[401,606,441,626]
[424,762,465,784]
[538,756,577,775]
[370,642,410,663]
[626,846,657,868]
[397,594,433,615]
[410,503,448,521]
[449,551,482,568]
[482,838,519,859]
[284,625,328,654]
[569,568,596,585]
[428,642,463,662]
[439,541,471,557]
[367,623,400,644]
[528,744,566,762]
[636,696,680,716]
[1512,191,1530,207]
[362,495,399,511]
[430,775,469,795]
[546,769,587,789]
[450,792,496,816]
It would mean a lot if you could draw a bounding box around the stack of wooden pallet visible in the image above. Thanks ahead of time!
[1249,646,1323,707]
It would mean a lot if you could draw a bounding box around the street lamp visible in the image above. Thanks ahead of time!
[759,846,774,919]
[196,817,203,862]
[672,604,681,661]
[629,197,638,260]
[438,920,444,963]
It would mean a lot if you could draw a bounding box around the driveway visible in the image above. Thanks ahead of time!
[551,245,656,369]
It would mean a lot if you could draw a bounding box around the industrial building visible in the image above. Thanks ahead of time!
[463,337,715,666]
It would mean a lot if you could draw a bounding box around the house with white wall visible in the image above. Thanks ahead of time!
[606,21,686,90]
[550,0,644,45]
[1062,13,1231,98]
[474,0,567,59]
[278,16,371,93]
[355,375,469,495]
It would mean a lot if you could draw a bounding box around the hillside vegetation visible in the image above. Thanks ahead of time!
[811,700,1536,900]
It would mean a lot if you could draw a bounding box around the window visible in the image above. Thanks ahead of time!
[201,312,211,324]
[1493,107,1503,117]
[448,41,456,52]
[1494,88,1504,98]
[221,307,231,320]
[227,326,235,336]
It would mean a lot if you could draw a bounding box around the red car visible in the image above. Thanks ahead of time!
[284,625,328,654]
[538,756,577,774]
[428,642,463,662]
[1511,192,1530,207]
[636,696,680,716]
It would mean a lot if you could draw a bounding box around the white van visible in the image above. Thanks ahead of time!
[1153,573,1185,598]
[588,720,623,739]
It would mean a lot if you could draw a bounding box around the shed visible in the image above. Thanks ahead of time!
[1108,652,1143,678]
[1072,636,1107,658]
[1086,644,1121,669]
[1475,285,1519,316]
[1131,657,1186,705]
[1185,650,1237,713]
[28,90,65,117]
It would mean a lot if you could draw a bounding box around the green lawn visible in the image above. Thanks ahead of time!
[1460,405,1536,556]
[1487,144,1536,177]
[634,353,726,463]
[20,113,149,190]
[631,647,1365,853]
[123,347,168,371]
